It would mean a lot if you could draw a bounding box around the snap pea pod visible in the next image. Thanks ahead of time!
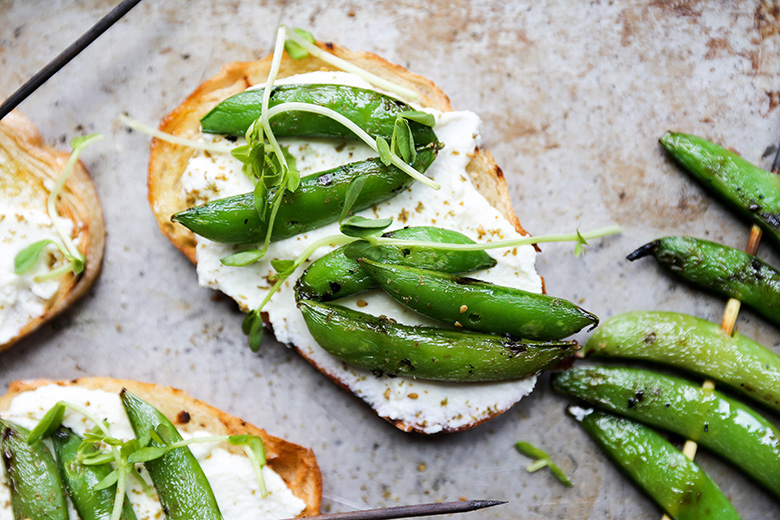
[0,418,68,520]
[358,259,598,341]
[121,390,222,520]
[628,236,780,327]
[660,132,780,248]
[52,427,138,520]
[294,226,496,301]
[574,409,741,520]
[200,84,438,146]
[299,299,579,382]
[552,366,780,498]
[582,311,780,412]
[172,145,436,244]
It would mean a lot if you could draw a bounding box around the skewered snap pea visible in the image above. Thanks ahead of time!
[200,84,438,147]
[173,145,437,244]
[628,236,780,327]
[52,427,138,520]
[552,366,780,498]
[582,311,780,412]
[0,418,68,520]
[121,390,222,520]
[299,299,579,382]
[358,259,598,340]
[573,408,741,520]
[295,226,496,301]
[660,132,780,248]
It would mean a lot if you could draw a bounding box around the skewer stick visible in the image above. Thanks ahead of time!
[281,500,507,520]
[660,143,778,520]
[0,0,143,120]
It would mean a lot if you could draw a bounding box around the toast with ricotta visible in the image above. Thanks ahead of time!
[0,111,105,351]
[0,377,322,517]
[147,41,545,434]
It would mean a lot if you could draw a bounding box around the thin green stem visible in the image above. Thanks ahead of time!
[266,102,440,189]
[118,114,233,154]
[367,225,622,251]
[33,261,76,282]
[244,445,268,497]
[261,27,291,175]
[526,459,549,473]
[281,25,419,101]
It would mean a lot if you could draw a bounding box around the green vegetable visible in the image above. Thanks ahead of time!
[200,84,438,147]
[358,259,598,341]
[52,427,138,520]
[573,408,741,520]
[582,311,780,413]
[628,236,780,328]
[121,390,223,520]
[660,132,780,248]
[299,299,579,382]
[172,144,437,244]
[295,226,496,301]
[552,366,780,498]
[514,441,572,487]
[0,418,68,520]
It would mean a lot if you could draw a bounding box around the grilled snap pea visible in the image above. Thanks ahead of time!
[660,132,780,248]
[573,409,741,520]
[200,84,438,147]
[583,311,780,413]
[173,144,437,244]
[52,427,138,520]
[295,226,496,301]
[358,259,598,340]
[0,418,68,520]
[552,366,780,498]
[299,299,579,382]
[628,236,780,327]
[121,390,222,520]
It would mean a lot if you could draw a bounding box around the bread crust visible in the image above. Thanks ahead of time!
[0,111,105,351]
[148,42,534,433]
[0,377,322,516]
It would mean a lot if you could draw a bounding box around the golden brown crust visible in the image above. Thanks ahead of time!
[148,42,532,433]
[0,377,322,516]
[0,111,105,351]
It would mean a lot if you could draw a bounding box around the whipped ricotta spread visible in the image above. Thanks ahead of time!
[0,385,306,520]
[182,71,542,434]
[0,161,73,345]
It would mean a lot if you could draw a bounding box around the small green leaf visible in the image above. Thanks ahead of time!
[549,463,574,487]
[392,117,415,164]
[376,136,392,166]
[27,402,65,443]
[249,316,264,352]
[155,424,173,444]
[400,110,436,127]
[80,452,115,466]
[340,216,393,238]
[515,441,573,487]
[340,175,367,224]
[342,240,375,260]
[14,239,55,274]
[70,133,102,151]
[120,439,139,460]
[253,181,268,223]
[220,250,265,267]
[242,312,257,335]
[94,469,120,491]
[231,144,252,164]
[128,446,171,464]
[271,259,295,275]
[229,435,267,465]
[515,441,547,460]
[574,230,589,257]
[70,256,85,275]
[284,28,315,60]
[286,168,301,192]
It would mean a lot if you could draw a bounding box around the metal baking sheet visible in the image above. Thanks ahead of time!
[1,1,779,518]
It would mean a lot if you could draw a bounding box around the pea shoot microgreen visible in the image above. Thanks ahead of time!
[515,441,573,487]
[14,134,102,282]
[283,28,315,60]
[26,398,270,519]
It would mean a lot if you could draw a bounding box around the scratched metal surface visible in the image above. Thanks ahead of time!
[0,0,779,518]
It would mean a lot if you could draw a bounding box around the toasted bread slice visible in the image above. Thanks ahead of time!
[147,42,537,433]
[0,111,105,351]
[0,377,322,516]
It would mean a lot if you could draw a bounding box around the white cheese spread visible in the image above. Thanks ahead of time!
[0,385,306,520]
[0,165,73,345]
[182,71,542,434]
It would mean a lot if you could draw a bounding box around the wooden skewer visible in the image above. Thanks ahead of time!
[660,142,779,520]
[282,500,507,520]
[0,0,144,120]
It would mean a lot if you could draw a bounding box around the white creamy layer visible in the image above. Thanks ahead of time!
[0,164,73,345]
[0,385,305,520]
[182,71,542,434]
